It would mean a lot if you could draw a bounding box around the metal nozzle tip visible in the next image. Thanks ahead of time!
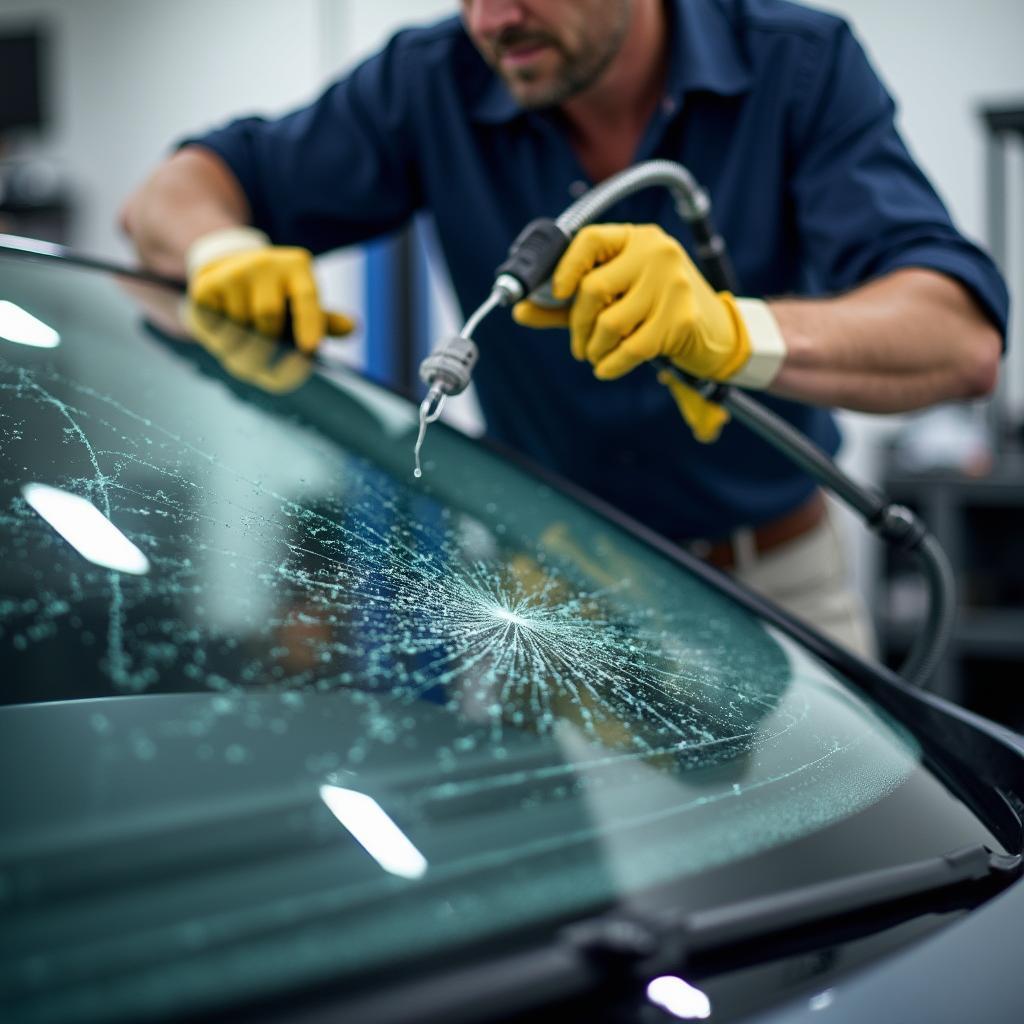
[422,382,446,422]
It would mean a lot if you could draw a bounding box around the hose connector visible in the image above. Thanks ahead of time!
[419,334,479,397]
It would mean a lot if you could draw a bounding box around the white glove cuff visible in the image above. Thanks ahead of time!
[186,226,270,277]
[729,298,788,389]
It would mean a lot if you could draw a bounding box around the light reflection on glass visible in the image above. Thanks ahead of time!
[319,784,428,880]
[0,300,60,348]
[21,483,150,575]
[809,989,836,1011]
[646,975,712,1020]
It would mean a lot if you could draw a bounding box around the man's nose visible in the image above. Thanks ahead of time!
[462,0,527,40]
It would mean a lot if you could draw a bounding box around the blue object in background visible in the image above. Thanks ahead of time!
[363,219,434,396]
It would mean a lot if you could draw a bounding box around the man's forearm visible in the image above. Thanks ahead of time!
[766,268,1001,412]
[120,146,251,279]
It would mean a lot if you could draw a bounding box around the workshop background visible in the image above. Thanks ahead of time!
[1,0,1021,726]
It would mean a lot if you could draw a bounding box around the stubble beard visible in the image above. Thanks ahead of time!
[490,4,632,109]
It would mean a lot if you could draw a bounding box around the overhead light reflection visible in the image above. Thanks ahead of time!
[809,989,835,1011]
[646,975,712,1020]
[0,300,60,348]
[22,483,150,575]
[319,784,427,880]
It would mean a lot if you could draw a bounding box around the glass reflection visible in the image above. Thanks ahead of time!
[647,975,712,1020]
[22,482,150,575]
[0,299,60,348]
[319,783,428,879]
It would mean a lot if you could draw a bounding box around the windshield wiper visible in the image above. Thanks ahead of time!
[566,844,1022,968]
[312,847,1022,1024]
[675,845,1020,955]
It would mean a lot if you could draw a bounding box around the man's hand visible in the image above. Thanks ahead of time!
[512,224,786,441]
[513,224,752,379]
[187,227,354,354]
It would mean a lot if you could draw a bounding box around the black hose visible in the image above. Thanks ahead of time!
[900,532,957,686]
[664,364,954,688]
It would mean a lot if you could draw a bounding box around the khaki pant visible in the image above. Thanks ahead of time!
[726,503,876,659]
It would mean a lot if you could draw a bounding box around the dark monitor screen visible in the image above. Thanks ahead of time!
[0,30,46,133]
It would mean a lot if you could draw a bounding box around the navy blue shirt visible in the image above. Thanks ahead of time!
[190,0,1008,540]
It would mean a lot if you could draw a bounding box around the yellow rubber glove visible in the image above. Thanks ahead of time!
[182,302,313,395]
[513,223,753,442]
[187,227,354,354]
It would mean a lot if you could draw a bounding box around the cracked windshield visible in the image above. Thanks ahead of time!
[0,257,927,1006]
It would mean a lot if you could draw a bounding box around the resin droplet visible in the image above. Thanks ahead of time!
[413,410,427,479]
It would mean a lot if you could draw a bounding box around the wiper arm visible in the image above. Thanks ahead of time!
[566,845,1022,967]
[675,845,1021,955]
[328,847,1021,1023]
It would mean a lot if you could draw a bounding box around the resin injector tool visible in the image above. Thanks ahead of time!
[413,159,956,690]
[411,160,730,479]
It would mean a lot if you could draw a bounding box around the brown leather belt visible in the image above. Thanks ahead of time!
[685,490,827,570]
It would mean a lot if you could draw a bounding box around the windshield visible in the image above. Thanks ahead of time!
[0,254,1007,1023]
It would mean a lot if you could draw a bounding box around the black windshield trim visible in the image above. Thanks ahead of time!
[0,233,185,288]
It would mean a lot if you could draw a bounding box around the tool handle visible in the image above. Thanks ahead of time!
[494,218,571,299]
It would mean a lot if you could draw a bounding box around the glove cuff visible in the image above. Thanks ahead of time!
[186,226,270,278]
[728,298,787,388]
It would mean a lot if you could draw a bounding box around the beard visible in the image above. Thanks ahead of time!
[485,8,632,108]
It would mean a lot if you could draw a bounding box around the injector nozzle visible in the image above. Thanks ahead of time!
[412,220,570,479]
[413,334,480,478]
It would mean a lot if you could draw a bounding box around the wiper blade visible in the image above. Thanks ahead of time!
[675,845,1021,955]
[326,847,1022,1024]
[566,845,1022,967]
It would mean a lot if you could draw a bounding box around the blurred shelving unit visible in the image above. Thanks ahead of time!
[876,450,1024,729]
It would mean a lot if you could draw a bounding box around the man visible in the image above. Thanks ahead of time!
[121,0,1008,654]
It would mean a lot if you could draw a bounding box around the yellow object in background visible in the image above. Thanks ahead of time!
[187,227,354,353]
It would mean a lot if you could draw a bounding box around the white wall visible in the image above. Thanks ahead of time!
[0,0,334,258]
[335,0,455,68]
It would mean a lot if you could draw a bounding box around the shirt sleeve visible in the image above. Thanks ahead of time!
[788,20,1009,339]
[180,32,425,255]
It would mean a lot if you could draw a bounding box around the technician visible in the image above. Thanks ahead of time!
[121,0,1009,654]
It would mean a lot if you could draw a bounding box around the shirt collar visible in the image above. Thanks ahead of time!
[469,0,753,125]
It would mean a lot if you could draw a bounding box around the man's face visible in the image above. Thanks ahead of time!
[461,0,633,108]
